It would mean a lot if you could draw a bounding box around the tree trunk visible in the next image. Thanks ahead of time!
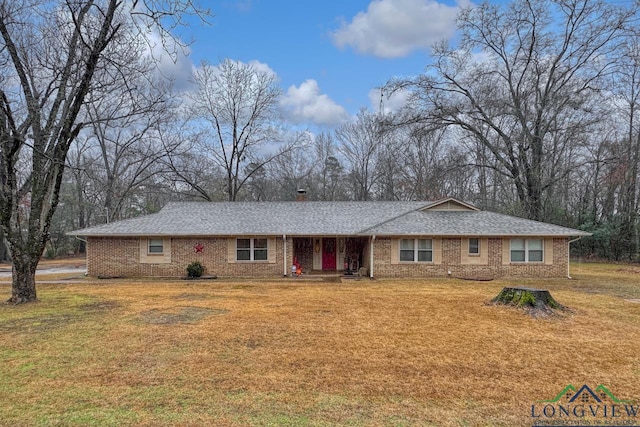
[491,287,566,316]
[9,255,38,303]
[0,233,8,262]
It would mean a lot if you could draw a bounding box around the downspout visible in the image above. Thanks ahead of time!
[369,235,376,278]
[567,236,582,279]
[283,234,287,277]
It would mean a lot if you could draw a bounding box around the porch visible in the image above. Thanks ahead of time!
[291,236,369,276]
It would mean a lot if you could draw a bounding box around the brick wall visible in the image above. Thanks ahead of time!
[87,236,286,278]
[87,235,569,279]
[372,237,568,279]
[292,238,314,273]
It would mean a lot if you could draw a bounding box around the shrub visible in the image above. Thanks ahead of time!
[44,247,56,259]
[186,261,205,279]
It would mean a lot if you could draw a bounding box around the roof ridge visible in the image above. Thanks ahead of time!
[357,203,430,234]
[482,210,580,230]
[163,200,431,204]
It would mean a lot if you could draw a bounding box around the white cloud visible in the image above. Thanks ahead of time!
[280,79,350,127]
[369,88,409,114]
[331,0,464,58]
[246,60,277,78]
[193,59,276,79]
[146,30,195,90]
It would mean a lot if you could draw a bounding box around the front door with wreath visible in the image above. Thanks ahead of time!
[322,238,337,270]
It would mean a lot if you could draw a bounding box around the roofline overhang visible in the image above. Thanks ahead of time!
[372,233,591,238]
[70,232,593,238]
[69,233,368,238]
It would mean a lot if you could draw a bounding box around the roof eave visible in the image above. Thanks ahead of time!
[361,232,593,237]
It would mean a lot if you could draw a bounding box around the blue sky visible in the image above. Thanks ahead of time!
[166,0,466,129]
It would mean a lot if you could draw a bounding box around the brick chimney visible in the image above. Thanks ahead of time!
[296,189,308,201]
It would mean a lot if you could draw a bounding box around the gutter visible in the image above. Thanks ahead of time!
[74,235,89,276]
[567,236,583,279]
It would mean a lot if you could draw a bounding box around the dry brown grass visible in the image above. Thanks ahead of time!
[0,263,639,426]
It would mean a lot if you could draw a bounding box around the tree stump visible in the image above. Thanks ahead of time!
[491,287,567,316]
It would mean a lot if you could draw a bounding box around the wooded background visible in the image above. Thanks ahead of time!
[3,0,639,265]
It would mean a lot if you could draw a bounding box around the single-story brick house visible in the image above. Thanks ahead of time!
[68,197,590,279]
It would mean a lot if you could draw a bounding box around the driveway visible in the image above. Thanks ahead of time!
[0,264,87,278]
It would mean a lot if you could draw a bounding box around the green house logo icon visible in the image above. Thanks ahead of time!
[540,384,632,404]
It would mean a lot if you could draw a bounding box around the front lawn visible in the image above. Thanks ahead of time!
[0,263,639,426]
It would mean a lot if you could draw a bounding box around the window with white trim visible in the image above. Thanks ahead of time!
[399,239,433,262]
[469,238,480,255]
[510,238,543,262]
[148,238,164,254]
[237,238,268,261]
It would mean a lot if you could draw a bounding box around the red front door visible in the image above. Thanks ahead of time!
[322,238,337,270]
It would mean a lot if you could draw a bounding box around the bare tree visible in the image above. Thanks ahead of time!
[0,0,208,303]
[336,109,384,201]
[373,123,407,200]
[80,64,179,222]
[160,118,227,201]
[313,132,345,201]
[389,0,636,221]
[241,132,346,202]
[266,147,314,200]
[607,34,640,259]
[184,59,303,201]
[395,124,449,200]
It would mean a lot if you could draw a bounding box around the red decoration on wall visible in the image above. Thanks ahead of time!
[194,243,204,253]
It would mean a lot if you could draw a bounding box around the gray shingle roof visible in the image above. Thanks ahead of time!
[362,210,590,236]
[68,201,590,237]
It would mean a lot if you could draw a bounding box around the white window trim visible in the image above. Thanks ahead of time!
[510,238,544,263]
[140,238,171,264]
[236,238,268,262]
[468,238,480,256]
[399,238,433,263]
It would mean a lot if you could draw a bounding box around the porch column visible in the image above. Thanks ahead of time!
[370,235,376,278]
[283,234,287,276]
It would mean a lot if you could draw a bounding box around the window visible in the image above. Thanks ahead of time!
[399,239,433,262]
[469,238,480,255]
[237,238,268,261]
[510,238,544,263]
[148,238,164,254]
[510,239,525,262]
[417,239,432,262]
[237,239,251,260]
[253,238,268,261]
[140,238,171,264]
[528,239,543,262]
[400,239,415,261]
